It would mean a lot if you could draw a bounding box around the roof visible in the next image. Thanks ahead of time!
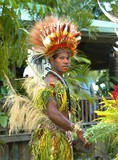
[91,19,118,33]
[79,20,118,70]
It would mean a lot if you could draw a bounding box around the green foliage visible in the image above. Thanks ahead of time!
[85,123,118,158]
[65,54,95,99]
[0,3,27,77]
[0,112,8,128]
[52,0,98,38]
[0,86,8,99]
[34,81,67,112]
[30,128,71,160]
[0,0,54,79]
[95,70,118,96]
[112,3,118,15]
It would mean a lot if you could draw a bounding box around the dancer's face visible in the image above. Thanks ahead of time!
[50,51,71,76]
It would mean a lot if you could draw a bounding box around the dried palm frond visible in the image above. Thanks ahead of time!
[3,73,47,134]
[4,94,46,134]
[22,75,46,101]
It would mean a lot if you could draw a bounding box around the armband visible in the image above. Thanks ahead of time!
[71,123,82,132]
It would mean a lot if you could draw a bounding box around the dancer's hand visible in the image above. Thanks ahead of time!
[76,130,92,149]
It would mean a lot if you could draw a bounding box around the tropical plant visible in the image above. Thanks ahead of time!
[0,0,54,78]
[95,70,116,96]
[95,0,118,96]
[84,85,118,159]
[65,53,97,101]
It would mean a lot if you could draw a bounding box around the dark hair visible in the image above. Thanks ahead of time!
[52,49,72,59]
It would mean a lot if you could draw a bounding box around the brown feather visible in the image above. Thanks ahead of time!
[28,15,81,57]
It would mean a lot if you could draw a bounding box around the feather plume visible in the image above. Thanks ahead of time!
[29,16,81,58]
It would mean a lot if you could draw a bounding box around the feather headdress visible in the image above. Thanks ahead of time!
[29,16,81,58]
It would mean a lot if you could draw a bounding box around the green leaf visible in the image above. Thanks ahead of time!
[0,112,8,128]
[9,0,17,8]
